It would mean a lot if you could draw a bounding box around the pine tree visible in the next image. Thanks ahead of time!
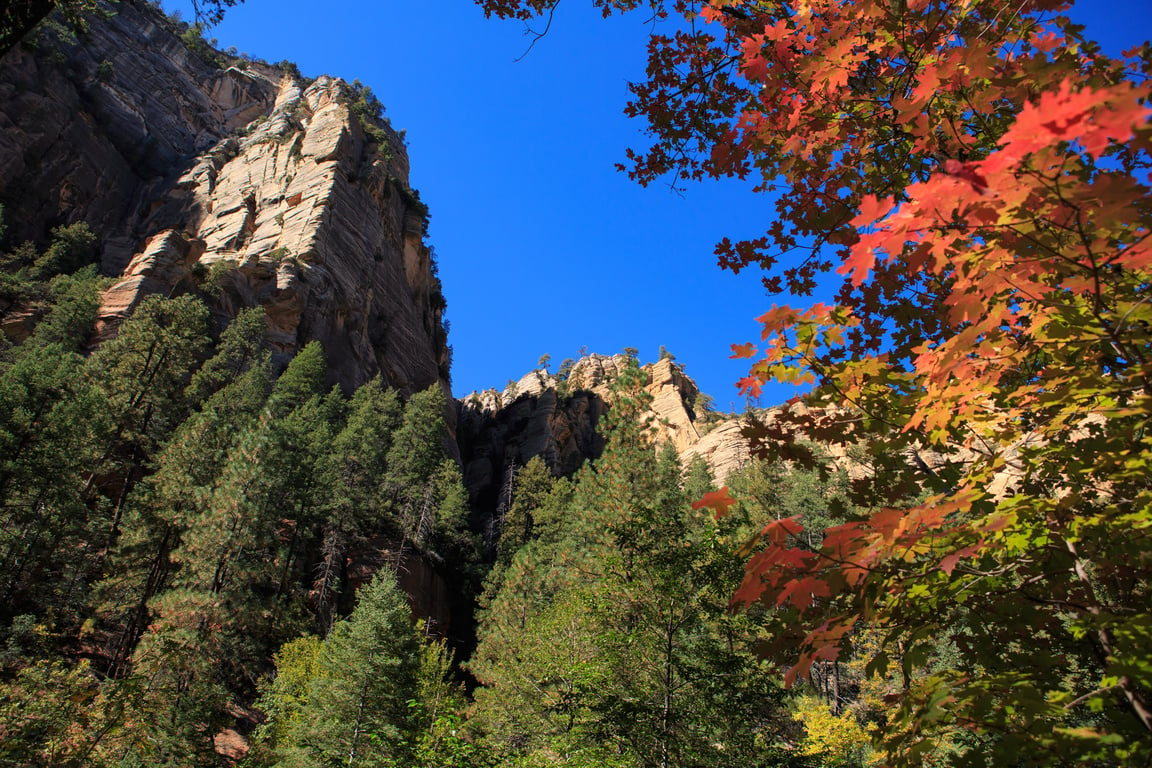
[385,385,450,501]
[268,340,327,417]
[0,340,104,622]
[0,263,107,623]
[385,385,477,567]
[469,361,793,766]
[312,380,404,631]
[97,311,275,676]
[411,626,482,768]
[481,455,556,603]
[113,344,337,759]
[274,570,420,768]
[250,634,324,763]
[184,306,269,406]
[84,294,212,555]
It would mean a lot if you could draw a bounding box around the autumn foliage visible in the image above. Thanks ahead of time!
[480,0,1152,763]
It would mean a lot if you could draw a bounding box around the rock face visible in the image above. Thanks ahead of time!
[0,1,449,395]
[457,355,754,533]
[681,420,755,482]
[0,5,272,250]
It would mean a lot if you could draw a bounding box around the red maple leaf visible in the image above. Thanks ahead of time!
[942,159,991,195]
[692,487,739,519]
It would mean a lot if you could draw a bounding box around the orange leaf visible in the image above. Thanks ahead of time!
[693,487,739,519]
[836,246,877,286]
[737,375,763,398]
[776,575,833,612]
[730,342,758,359]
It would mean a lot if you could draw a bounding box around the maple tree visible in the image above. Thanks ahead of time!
[479,0,1152,763]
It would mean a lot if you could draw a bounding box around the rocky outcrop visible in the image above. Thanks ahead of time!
[456,355,754,531]
[458,374,607,526]
[681,420,754,482]
[0,1,449,395]
[0,3,275,254]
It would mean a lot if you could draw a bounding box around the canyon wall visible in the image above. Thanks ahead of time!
[0,0,449,395]
[457,355,755,532]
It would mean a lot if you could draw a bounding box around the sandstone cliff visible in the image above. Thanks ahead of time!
[457,355,755,530]
[0,0,449,395]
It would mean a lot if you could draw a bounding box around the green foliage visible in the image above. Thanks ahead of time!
[271,570,420,767]
[381,386,478,572]
[275,59,302,78]
[184,306,269,405]
[30,222,95,280]
[30,267,105,350]
[1,222,98,306]
[347,79,393,148]
[250,635,324,760]
[2,0,101,59]
[479,456,558,610]
[0,659,116,767]
[411,626,484,768]
[386,385,448,496]
[90,294,212,448]
[726,453,858,550]
[404,186,432,235]
[0,185,469,768]
[0,337,106,621]
[178,23,224,67]
[268,339,326,415]
[469,362,794,767]
[323,378,403,533]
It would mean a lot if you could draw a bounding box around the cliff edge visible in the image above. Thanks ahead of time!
[0,0,450,396]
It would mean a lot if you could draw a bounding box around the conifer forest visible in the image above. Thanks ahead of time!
[1,0,1150,766]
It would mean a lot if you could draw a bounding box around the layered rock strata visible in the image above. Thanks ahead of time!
[457,355,755,531]
[0,1,449,395]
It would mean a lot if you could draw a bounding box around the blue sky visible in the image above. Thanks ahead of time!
[162,0,1148,409]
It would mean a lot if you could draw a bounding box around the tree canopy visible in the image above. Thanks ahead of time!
[2,0,1150,765]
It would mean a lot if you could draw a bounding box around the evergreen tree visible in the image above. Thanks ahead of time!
[0,658,122,768]
[470,361,793,767]
[250,634,325,763]
[82,293,213,580]
[323,378,404,535]
[273,570,420,768]
[481,455,556,603]
[0,340,105,622]
[22,265,104,350]
[411,626,483,768]
[385,385,476,569]
[0,265,107,623]
[28,222,96,281]
[112,344,337,760]
[97,311,275,676]
[88,294,212,459]
[184,306,270,406]
[312,380,404,631]
[268,340,327,416]
[385,385,450,499]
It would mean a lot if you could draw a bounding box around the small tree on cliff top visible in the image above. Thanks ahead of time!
[479,0,1152,764]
